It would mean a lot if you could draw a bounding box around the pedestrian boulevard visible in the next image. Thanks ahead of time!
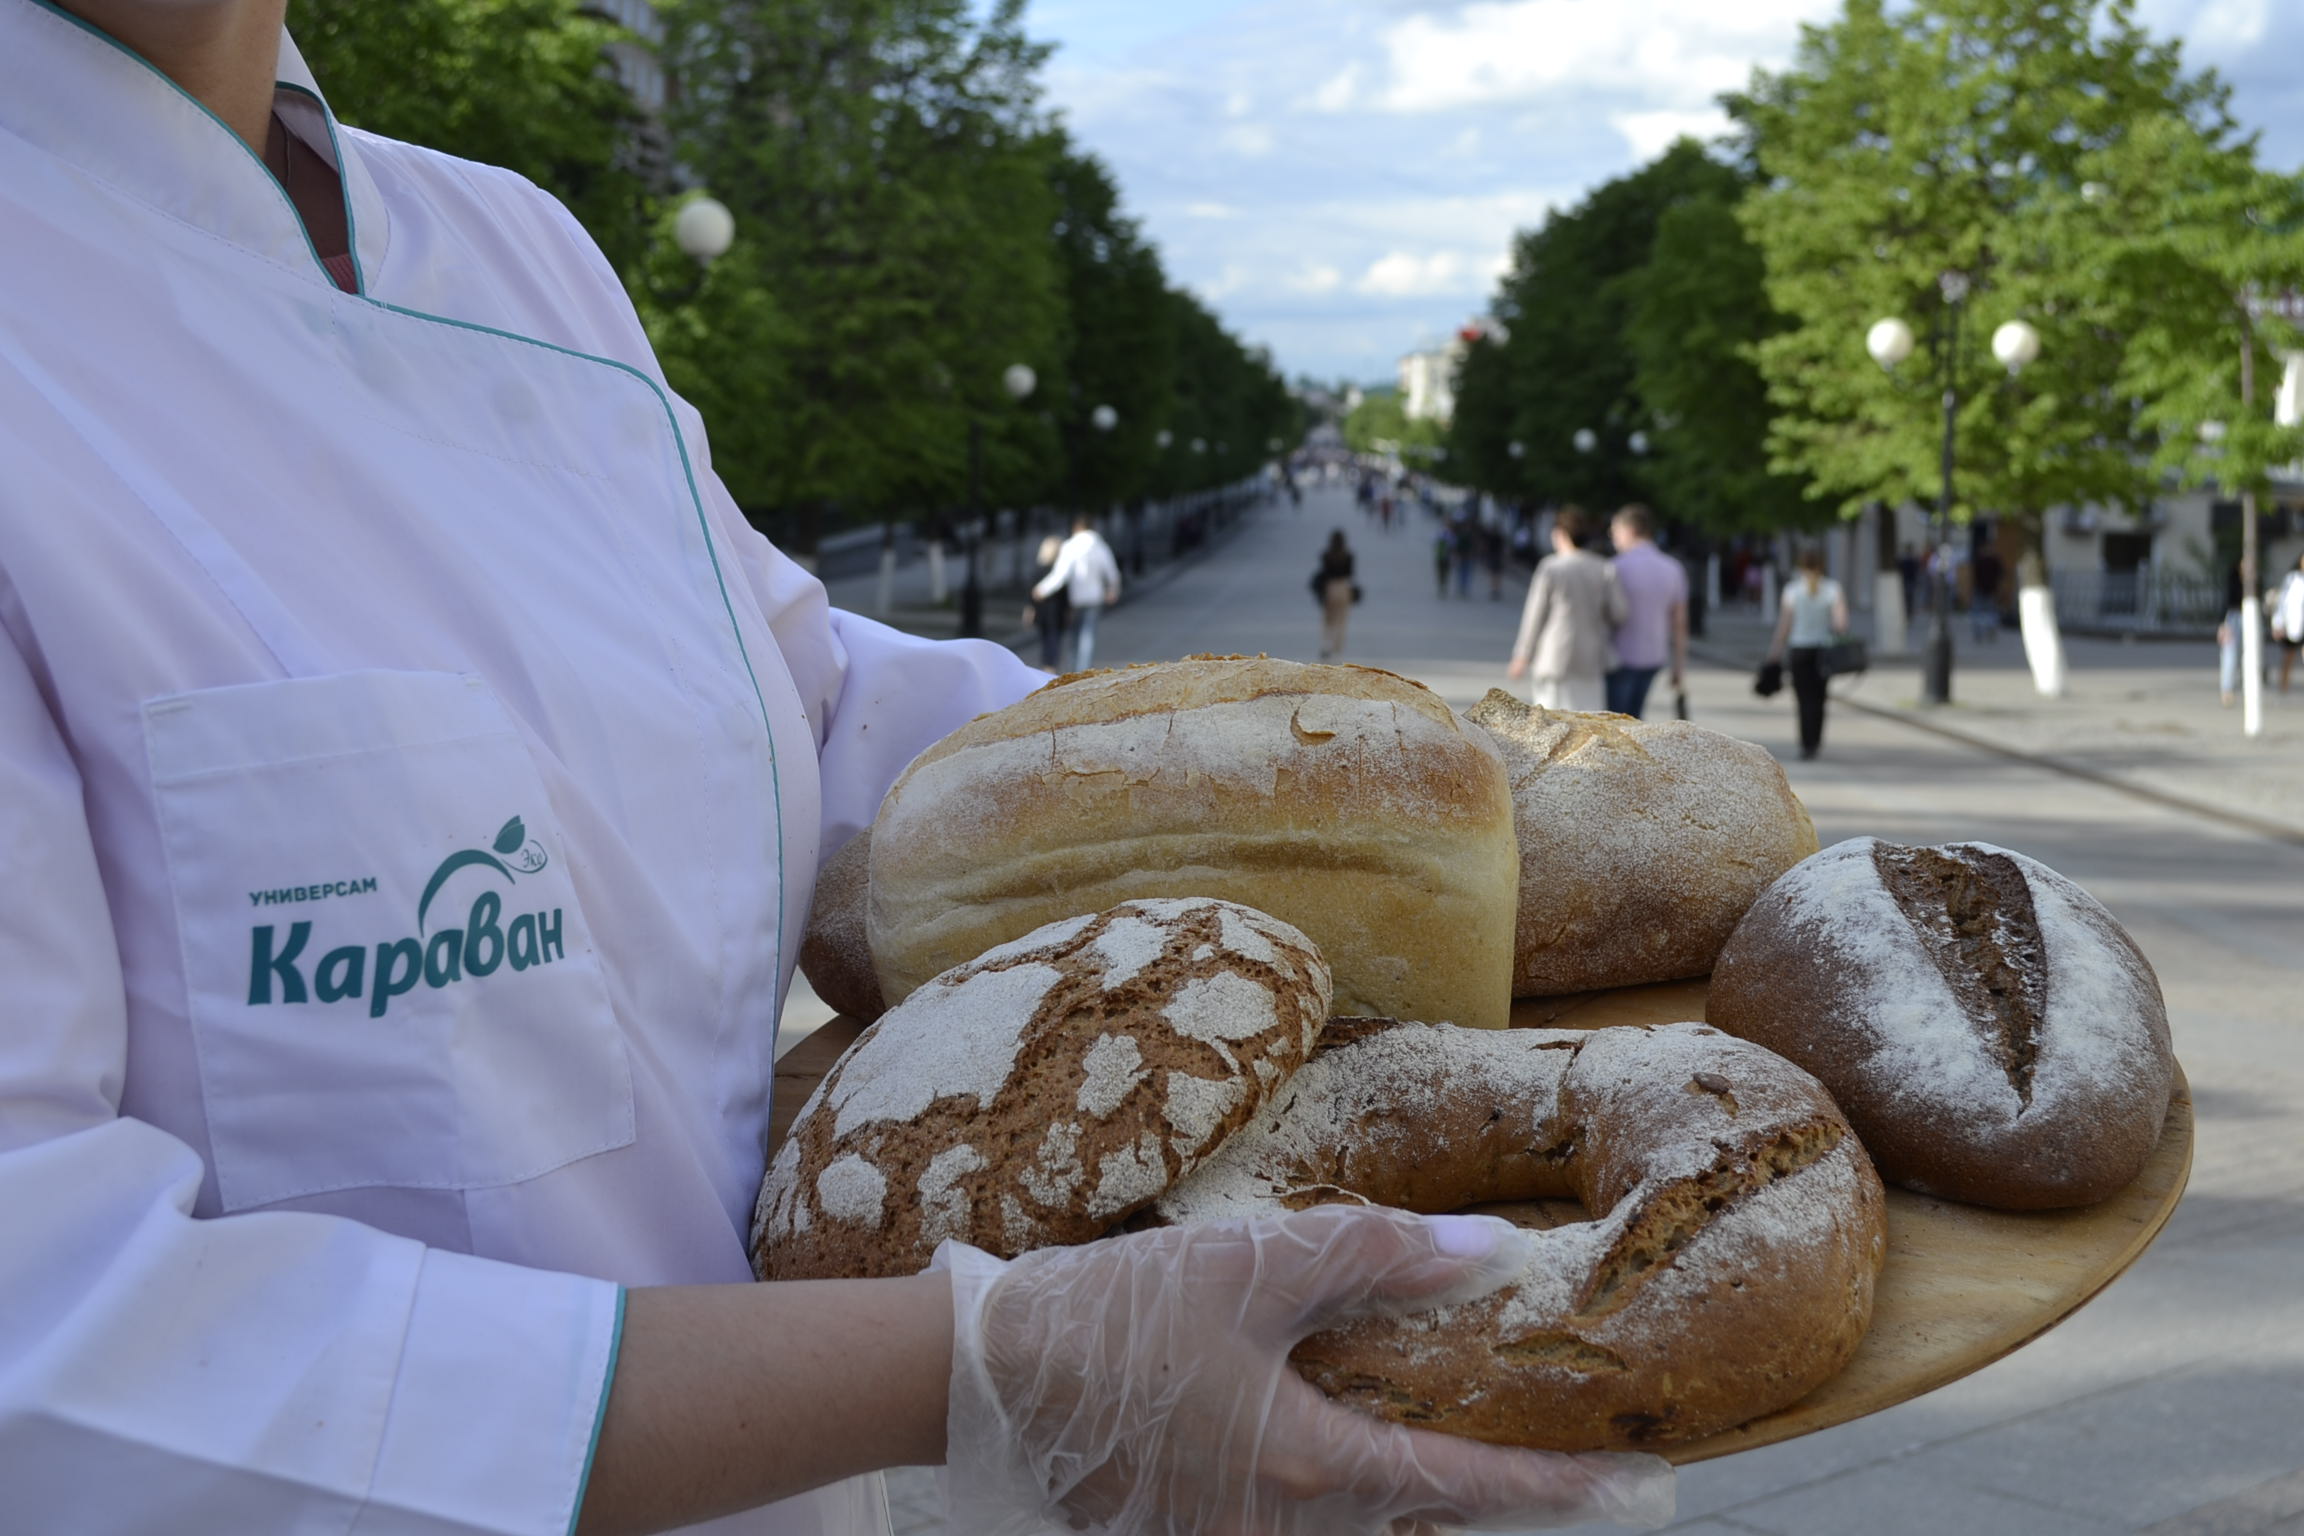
[802,484,2304,1536]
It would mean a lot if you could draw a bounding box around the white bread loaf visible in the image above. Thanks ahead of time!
[868,656,1519,1029]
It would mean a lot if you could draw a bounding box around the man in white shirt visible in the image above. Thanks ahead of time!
[1032,515,1123,671]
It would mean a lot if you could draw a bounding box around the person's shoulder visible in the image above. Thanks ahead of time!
[342,128,646,364]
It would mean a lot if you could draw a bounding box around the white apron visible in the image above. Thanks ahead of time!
[0,4,1037,1531]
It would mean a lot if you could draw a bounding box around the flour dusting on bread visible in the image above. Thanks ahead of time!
[754,897,1331,1279]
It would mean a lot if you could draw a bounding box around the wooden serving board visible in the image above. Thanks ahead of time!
[768,979,2193,1465]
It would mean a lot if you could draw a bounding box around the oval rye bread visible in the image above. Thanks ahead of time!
[1709,838,2173,1210]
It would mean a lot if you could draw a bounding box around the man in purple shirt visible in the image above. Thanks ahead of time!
[1605,505,1690,718]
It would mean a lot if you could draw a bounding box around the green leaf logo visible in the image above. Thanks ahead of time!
[494,816,526,856]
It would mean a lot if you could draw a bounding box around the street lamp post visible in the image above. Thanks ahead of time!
[1866,272,2037,706]
[961,363,1037,639]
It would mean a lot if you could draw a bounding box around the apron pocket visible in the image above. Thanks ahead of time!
[146,670,634,1212]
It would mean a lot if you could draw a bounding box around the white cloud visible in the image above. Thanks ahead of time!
[1373,0,1832,115]
[1610,107,1734,160]
[1224,122,1277,157]
[1184,201,1239,220]
[1307,61,1362,113]
[1225,88,1256,119]
[1357,250,1481,298]
[2165,0,2269,48]
[1197,263,1254,301]
[1289,262,1345,295]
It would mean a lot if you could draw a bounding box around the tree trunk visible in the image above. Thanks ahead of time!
[2011,507,2067,698]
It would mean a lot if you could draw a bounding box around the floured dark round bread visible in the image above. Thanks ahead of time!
[1466,690,1818,997]
[1153,1019,1886,1452]
[868,656,1519,1030]
[753,897,1332,1280]
[800,830,883,1023]
[1709,838,2173,1210]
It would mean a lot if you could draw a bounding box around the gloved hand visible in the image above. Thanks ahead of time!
[937,1206,1676,1535]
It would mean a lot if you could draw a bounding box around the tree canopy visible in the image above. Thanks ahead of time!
[1736,0,2297,554]
[300,0,1296,551]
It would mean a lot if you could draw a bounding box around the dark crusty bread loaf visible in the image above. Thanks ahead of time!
[1708,838,2173,1210]
[799,830,884,1024]
[1153,1019,1886,1452]
[753,898,1332,1279]
[1465,690,1818,998]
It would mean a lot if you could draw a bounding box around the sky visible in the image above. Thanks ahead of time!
[1017,0,2304,387]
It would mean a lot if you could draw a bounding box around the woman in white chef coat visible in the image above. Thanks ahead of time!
[0,3,1670,1533]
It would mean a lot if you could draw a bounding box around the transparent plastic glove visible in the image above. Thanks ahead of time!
[936,1206,1676,1536]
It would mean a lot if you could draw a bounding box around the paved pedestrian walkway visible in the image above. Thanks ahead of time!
[781,483,2304,1536]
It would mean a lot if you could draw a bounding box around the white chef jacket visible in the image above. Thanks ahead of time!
[0,4,1042,1532]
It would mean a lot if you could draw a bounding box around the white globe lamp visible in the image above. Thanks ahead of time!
[673,197,735,265]
[1991,320,2042,375]
[1866,318,1917,370]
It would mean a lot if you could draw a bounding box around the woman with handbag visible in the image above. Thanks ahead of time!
[1766,546,1851,760]
[1316,529,1359,659]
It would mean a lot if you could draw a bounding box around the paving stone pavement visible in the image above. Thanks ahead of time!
[784,482,2304,1536]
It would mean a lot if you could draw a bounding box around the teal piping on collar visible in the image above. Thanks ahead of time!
[279,80,367,296]
[22,0,350,291]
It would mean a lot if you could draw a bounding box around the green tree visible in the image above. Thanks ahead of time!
[1048,145,1177,513]
[1453,140,1747,515]
[1620,180,1821,532]
[292,0,654,272]
[1735,0,2250,564]
[654,0,1068,547]
[1343,389,1442,459]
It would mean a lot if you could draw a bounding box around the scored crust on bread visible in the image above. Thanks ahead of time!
[1709,838,2174,1209]
[753,898,1332,1280]
[798,829,884,1023]
[1151,1019,1886,1452]
[1465,690,1818,997]
[867,656,1519,1029]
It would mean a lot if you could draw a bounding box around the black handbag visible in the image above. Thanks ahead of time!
[1824,637,1870,678]
[1753,659,1784,698]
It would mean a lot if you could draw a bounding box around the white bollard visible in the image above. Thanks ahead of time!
[1705,553,1722,613]
[2018,582,2068,697]
[1874,570,1908,655]
[928,540,947,605]
[2241,595,2265,739]
[1760,564,1778,618]
[876,539,896,617]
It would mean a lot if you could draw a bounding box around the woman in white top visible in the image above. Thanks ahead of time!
[1766,547,1851,760]
[2274,551,2304,695]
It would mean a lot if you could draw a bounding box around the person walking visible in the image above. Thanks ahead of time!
[1033,515,1123,672]
[1767,547,1852,760]
[1316,529,1358,659]
[2274,551,2304,696]
[1027,533,1070,672]
[1971,546,2003,642]
[1508,507,1626,712]
[1604,505,1688,719]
